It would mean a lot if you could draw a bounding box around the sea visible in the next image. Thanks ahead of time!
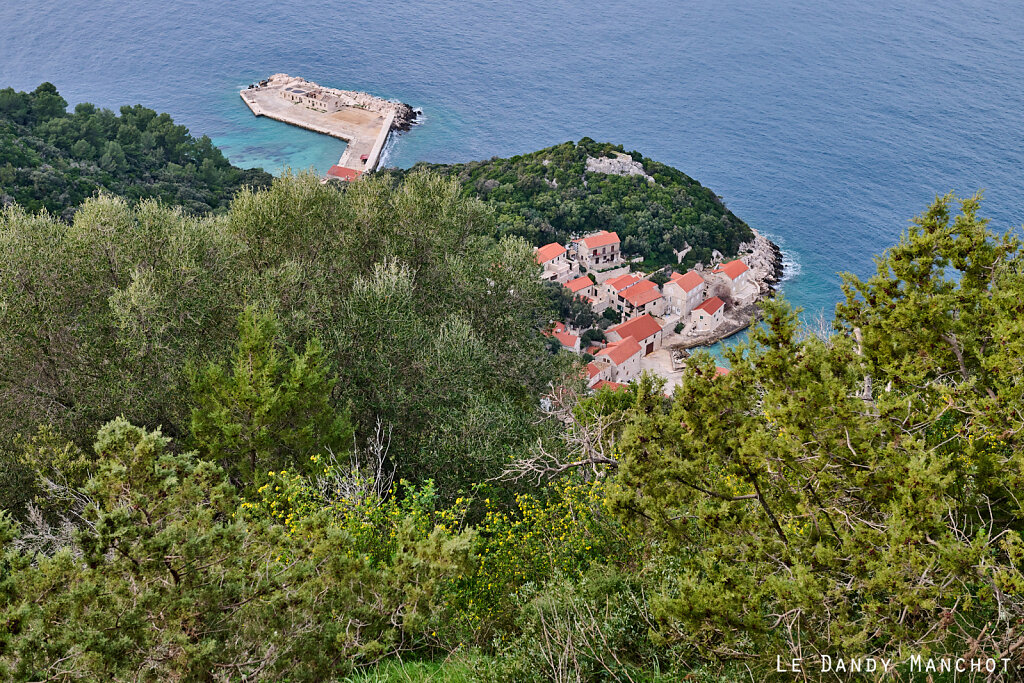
[4,0,1024,346]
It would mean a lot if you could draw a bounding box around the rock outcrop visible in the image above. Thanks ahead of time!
[739,228,784,297]
[585,153,655,183]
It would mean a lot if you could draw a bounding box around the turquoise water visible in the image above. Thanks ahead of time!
[4,0,1024,327]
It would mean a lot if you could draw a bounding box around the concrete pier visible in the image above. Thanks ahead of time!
[240,74,414,178]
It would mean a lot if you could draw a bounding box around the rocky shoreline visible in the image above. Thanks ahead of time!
[694,227,783,301]
[743,227,785,298]
[669,227,785,350]
[390,102,419,131]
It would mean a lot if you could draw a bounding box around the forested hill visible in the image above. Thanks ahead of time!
[389,138,754,270]
[0,83,272,218]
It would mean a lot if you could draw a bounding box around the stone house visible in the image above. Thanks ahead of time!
[595,336,643,383]
[586,360,611,388]
[602,273,641,304]
[663,270,706,316]
[280,87,342,113]
[564,275,597,299]
[617,279,666,319]
[536,243,575,283]
[691,296,725,332]
[550,322,581,353]
[711,259,757,305]
[571,231,622,271]
[606,313,664,356]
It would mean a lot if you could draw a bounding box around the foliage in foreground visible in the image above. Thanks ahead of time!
[1,188,1023,681]
[608,194,1024,671]
[0,419,473,680]
[0,171,565,506]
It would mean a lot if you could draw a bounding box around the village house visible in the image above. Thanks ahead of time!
[549,322,581,353]
[607,313,664,356]
[595,336,642,383]
[712,259,757,304]
[535,243,575,283]
[586,360,611,388]
[564,275,597,299]
[602,273,641,303]
[691,296,726,332]
[662,270,705,316]
[617,279,666,319]
[571,231,622,271]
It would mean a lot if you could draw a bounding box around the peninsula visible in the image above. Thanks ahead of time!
[240,74,417,179]
[387,140,785,382]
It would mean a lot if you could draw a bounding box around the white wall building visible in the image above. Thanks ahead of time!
[663,270,706,316]
[571,231,622,271]
[536,243,575,283]
[617,279,666,319]
[691,296,725,332]
[606,314,664,356]
[595,336,643,383]
[711,259,757,305]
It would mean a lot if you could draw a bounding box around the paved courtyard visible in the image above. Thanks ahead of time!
[640,349,685,394]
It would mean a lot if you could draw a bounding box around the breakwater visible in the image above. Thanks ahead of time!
[240,74,417,176]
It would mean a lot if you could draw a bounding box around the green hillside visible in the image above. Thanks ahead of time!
[0,83,271,218]
[389,138,753,270]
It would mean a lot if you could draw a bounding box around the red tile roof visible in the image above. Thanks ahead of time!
[624,288,662,308]
[586,344,604,355]
[554,330,579,349]
[536,242,567,264]
[582,231,620,249]
[610,313,662,342]
[592,380,629,392]
[326,165,362,181]
[623,279,656,295]
[621,280,662,307]
[694,296,725,315]
[712,259,749,280]
[597,336,641,365]
[605,273,641,292]
[669,270,704,293]
[565,276,593,294]
[586,360,606,379]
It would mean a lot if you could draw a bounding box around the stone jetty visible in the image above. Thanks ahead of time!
[240,74,417,178]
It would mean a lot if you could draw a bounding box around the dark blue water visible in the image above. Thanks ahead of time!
[4,0,1024,322]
